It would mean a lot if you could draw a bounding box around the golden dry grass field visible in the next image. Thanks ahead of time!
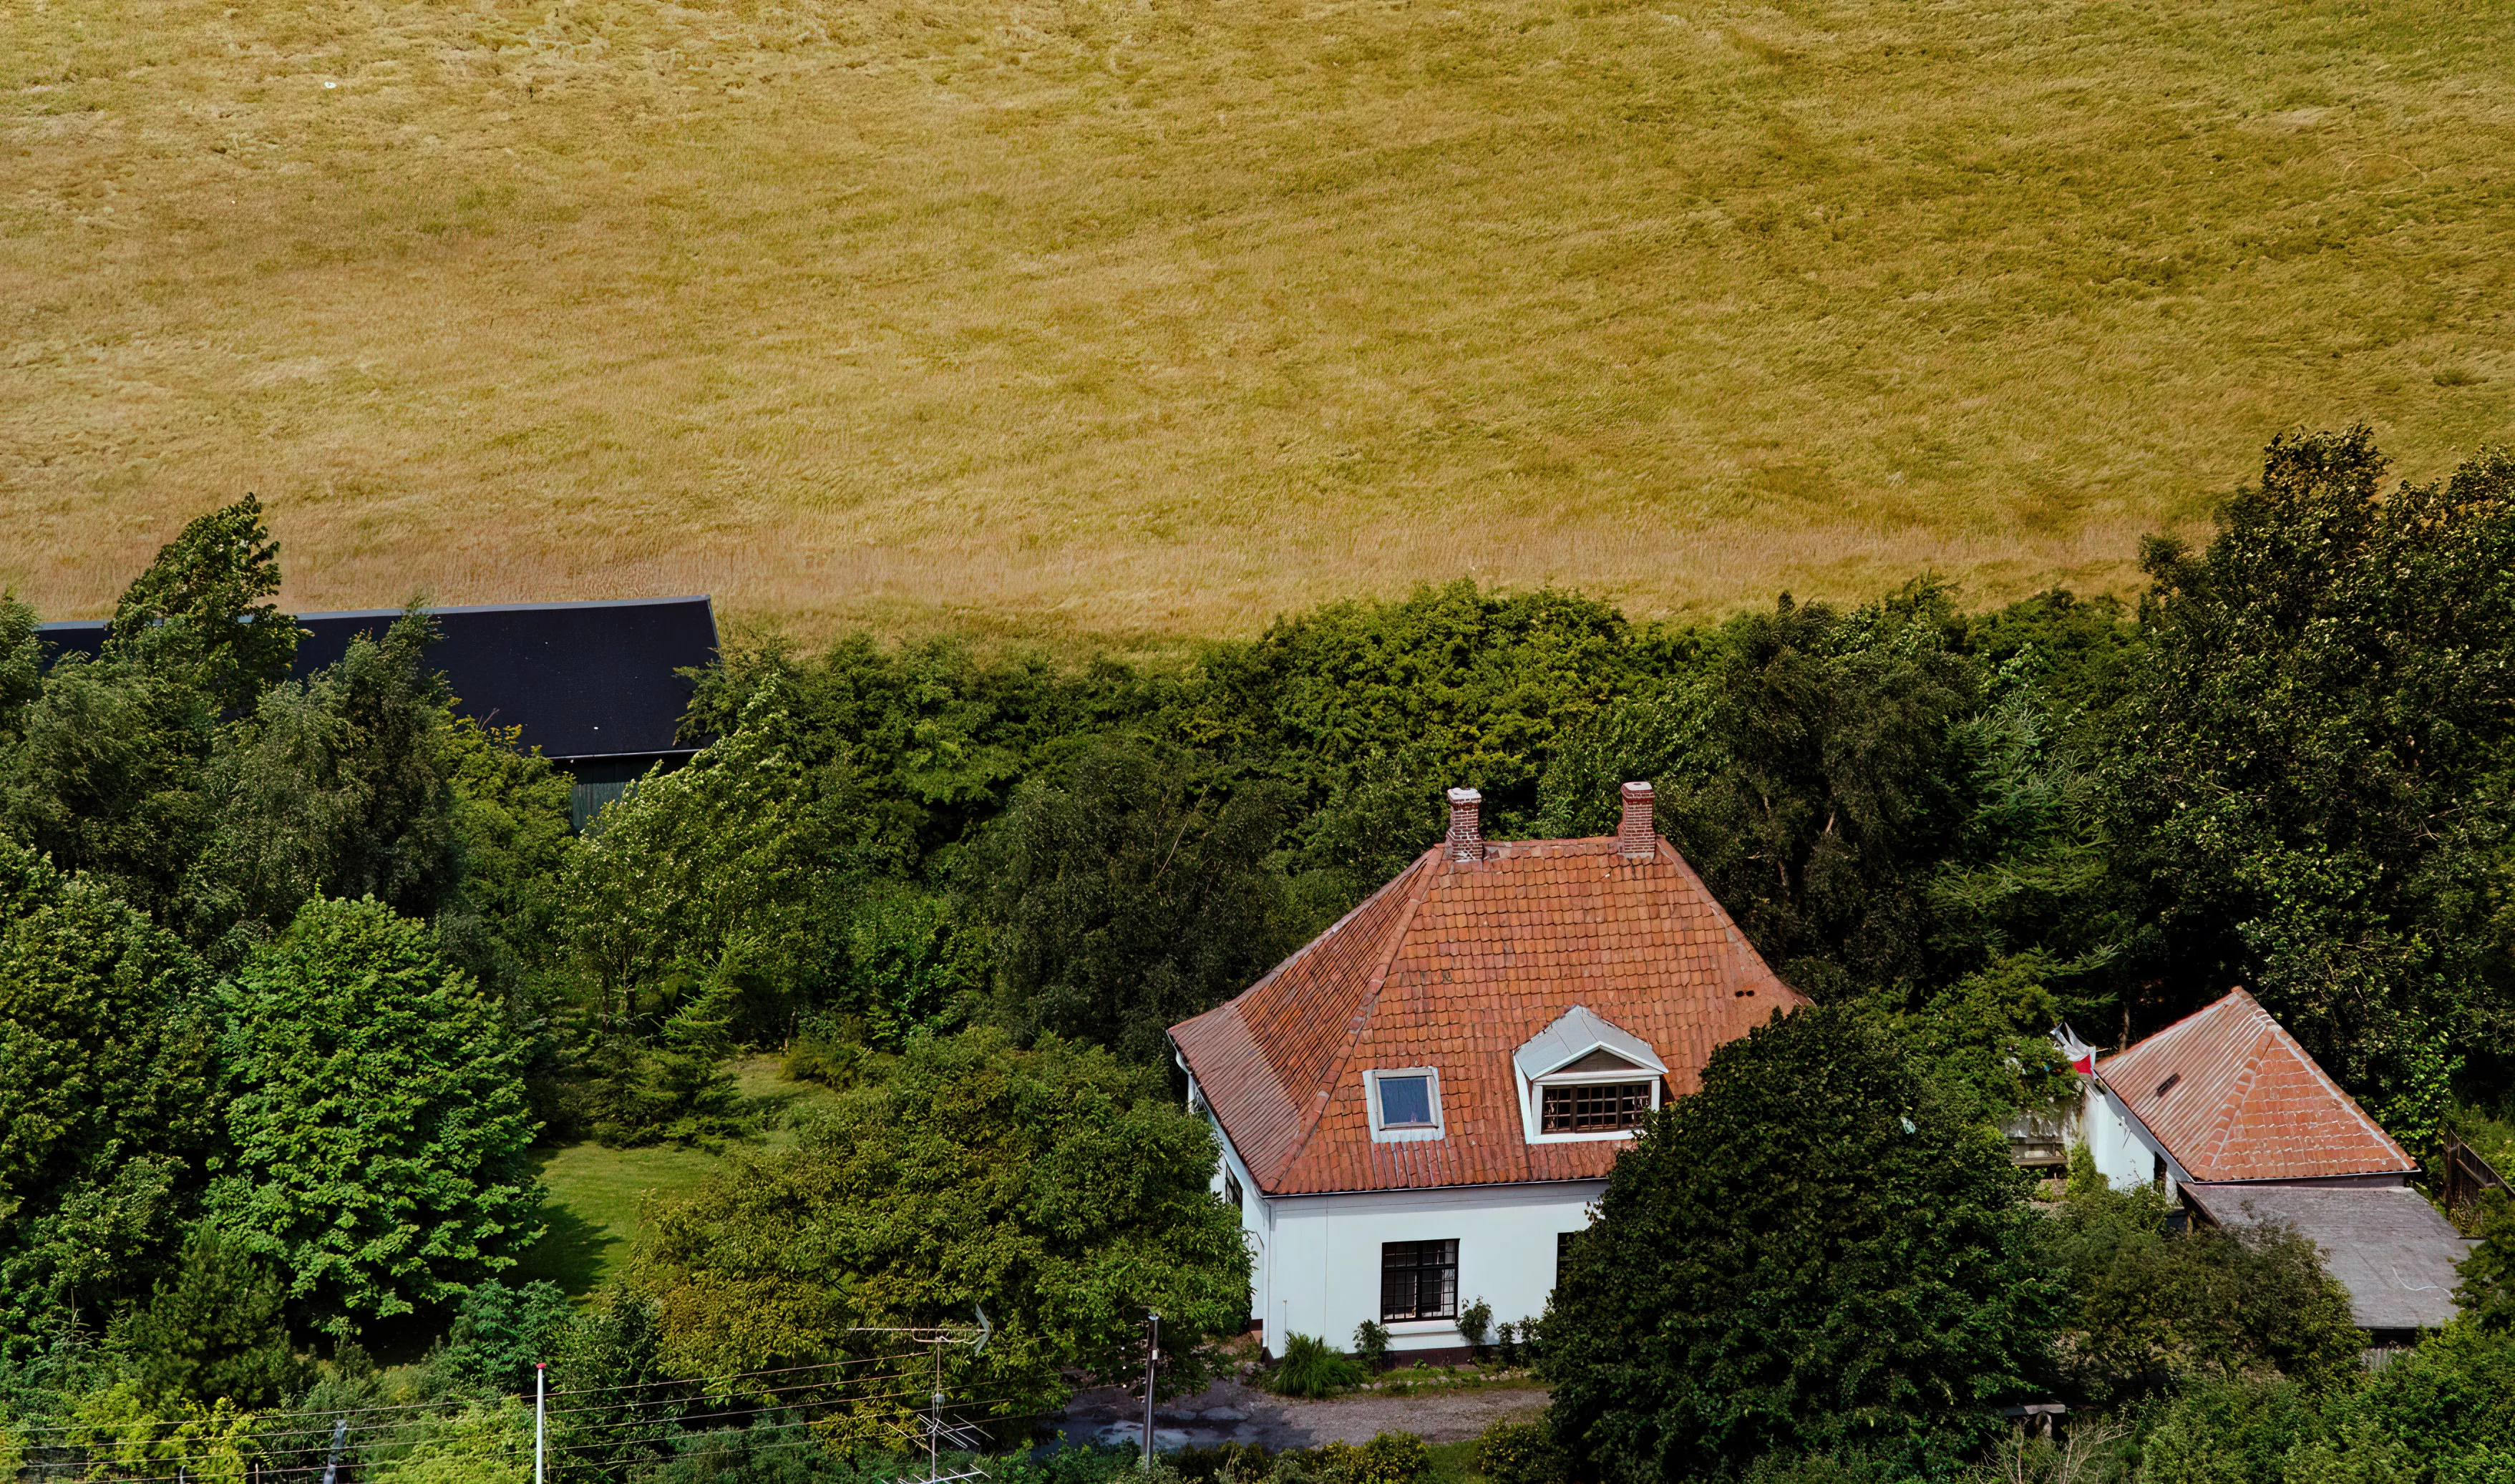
[5,0,2514,646]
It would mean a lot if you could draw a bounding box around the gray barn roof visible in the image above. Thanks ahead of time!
[2184,1183,2476,1332]
[36,595,717,764]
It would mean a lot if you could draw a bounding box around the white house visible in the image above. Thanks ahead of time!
[1168,782,1805,1360]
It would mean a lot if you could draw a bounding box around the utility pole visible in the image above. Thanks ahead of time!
[319,1417,348,1484]
[930,1337,945,1484]
[1142,1312,1161,1467]
[535,1361,547,1484]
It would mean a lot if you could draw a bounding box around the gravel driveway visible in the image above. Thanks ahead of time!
[1059,1376,1550,1450]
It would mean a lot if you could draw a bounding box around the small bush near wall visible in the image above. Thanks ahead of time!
[1472,1420,1562,1484]
[1271,1334,1368,1397]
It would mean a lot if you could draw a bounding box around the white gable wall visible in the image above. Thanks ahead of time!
[1260,1181,1602,1359]
[2080,1080,2190,1197]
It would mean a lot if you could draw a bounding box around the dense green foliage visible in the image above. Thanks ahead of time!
[107,1226,308,1410]
[1542,1005,2060,1480]
[0,837,214,1357]
[2119,429,2515,1137]
[211,895,543,1330]
[2042,1154,2363,1402]
[630,1030,1247,1429]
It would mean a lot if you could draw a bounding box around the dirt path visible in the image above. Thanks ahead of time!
[1059,1377,1549,1450]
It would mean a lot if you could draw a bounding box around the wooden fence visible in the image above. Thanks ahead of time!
[2440,1128,2513,1216]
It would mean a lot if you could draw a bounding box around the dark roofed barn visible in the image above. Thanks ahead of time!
[37,595,719,829]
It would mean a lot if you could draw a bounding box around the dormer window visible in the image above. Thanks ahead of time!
[1514,1006,1669,1144]
[1540,1080,1653,1133]
[1366,1067,1446,1143]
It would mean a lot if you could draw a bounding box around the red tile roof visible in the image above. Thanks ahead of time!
[1169,836,1804,1196]
[2096,988,2415,1183]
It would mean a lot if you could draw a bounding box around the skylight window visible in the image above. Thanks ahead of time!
[1379,1075,1434,1128]
[1366,1068,1445,1143]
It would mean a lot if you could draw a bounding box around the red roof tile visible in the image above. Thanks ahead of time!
[2096,988,2415,1183]
[1169,836,1804,1196]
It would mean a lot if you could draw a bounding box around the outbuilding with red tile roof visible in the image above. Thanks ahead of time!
[2072,988,2471,1339]
[1169,782,1804,1360]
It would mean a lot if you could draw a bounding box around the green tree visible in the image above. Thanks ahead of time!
[108,1225,308,1409]
[210,895,542,1332]
[184,609,462,944]
[1652,585,1984,1001]
[436,715,575,996]
[0,500,299,921]
[0,644,220,923]
[2118,429,2515,1126]
[0,837,215,1358]
[1541,1005,2057,1480]
[0,596,42,729]
[2456,1191,2515,1336]
[105,494,301,715]
[558,695,851,1035]
[2043,1158,2362,1402]
[976,736,1298,1064]
[439,1279,578,1395]
[629,1028,1248,1433]
[1215,580,1645,833]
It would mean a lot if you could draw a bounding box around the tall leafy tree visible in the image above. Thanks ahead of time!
[0,837,215,1358]
[185,609,462,944]
[558,695,855,1035]
[1655,585,1983,1000]
[1542,1005,2058,1480]
[2117,429,2515,1129]
[629,1028,1247,1436]
[210,895,541,1332]
[0,498,297,921]
[105,493,300,715]
[976,735,1298,1064]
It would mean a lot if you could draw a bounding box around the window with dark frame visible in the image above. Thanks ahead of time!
[1224,1169,1244,1212]
[1539,1080,1653,1133]
[1381,1239,1459,1322]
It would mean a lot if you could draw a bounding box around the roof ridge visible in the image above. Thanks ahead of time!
[1268,845,1446,1181]
[2110,986,2247,1065]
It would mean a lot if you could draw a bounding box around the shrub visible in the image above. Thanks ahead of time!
[1351,1321,1391,1374]
[1458,1299,1492,1358]
[1472,1420,1562,1484]
[1494,1322,1518,1368]
[1271,1334,1367,1398]
[1172,1442,1275,1484]
[1348,1432,1428,1484]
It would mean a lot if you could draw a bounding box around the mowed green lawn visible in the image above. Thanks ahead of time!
[514,1058,842,1295]
[5,0,2513,645]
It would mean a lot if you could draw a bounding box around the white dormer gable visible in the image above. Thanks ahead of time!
[1514,1006,1668,1143]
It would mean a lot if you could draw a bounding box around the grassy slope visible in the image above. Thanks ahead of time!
[515,1057,841,1295]
[6,0,2513,645]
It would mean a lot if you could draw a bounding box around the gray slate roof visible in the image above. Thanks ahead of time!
[2184,1183,2476,1332]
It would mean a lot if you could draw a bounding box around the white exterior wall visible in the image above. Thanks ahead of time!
[2079,1079,2188,1197]
[1190,1071,1601,1357]
[1256,1180,1602,1358]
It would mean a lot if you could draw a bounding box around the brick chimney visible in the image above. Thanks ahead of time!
[1445,787,1484,861]
[1618,781,1655,859]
